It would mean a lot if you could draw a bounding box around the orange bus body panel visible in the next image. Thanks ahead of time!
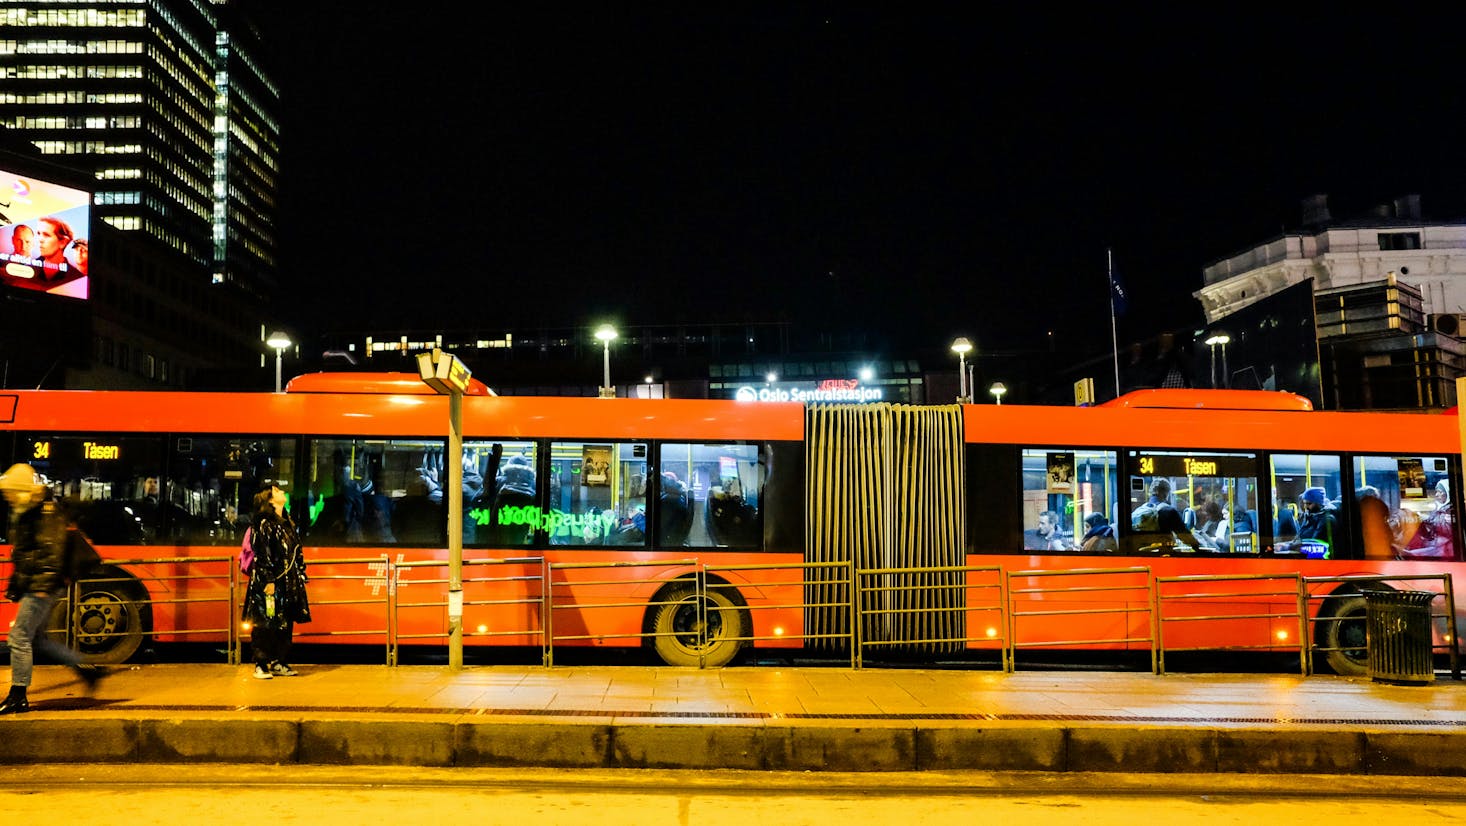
[3,391,806,442]
[964,402,1459,456]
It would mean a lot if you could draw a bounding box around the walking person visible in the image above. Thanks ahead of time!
[244,482,310,679]
[1,463,105,714]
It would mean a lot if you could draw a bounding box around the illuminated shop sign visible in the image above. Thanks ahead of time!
[734,379,884,404]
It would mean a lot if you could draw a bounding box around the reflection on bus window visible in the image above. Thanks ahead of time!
[1357,455,1456,561]
[467,440,537,547]
[659,443,764,548]
[1126,450,1259,555]
[0,434,169,545]
[1269,454,1342,559]
[306,438,446,546]
[1020,448,1117,553]
[169,436,294,546]
[547,441,649,546]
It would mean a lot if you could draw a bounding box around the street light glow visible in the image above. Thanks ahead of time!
[990,381,1007,404]
[950,337,973,403]
[595,324,617,397]
[266,330,291,393]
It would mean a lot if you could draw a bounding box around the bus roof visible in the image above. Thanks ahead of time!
[284,372,495,396]
[1099,388,1314,412]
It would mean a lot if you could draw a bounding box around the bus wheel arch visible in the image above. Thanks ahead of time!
[1316,587,1379,677]
[644,576,749,668]
[49,565,152,665]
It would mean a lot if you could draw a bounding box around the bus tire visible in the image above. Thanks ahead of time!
[649,581,746,668]
[50,569,151,665]
[1319,593,1369,677]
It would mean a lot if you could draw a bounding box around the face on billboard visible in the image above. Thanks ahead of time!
[0,169,90,300]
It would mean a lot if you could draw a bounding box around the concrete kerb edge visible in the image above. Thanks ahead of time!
[4,717,1466,775]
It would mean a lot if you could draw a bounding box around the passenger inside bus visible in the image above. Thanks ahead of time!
[1276,487,1336,558]
[1401,479,1455,560]
[1357,485,1394,560]
[1130,478,1212,553]
[1194,499,1229,552]
[1024,510,1069,551]
[1080,512,1117,553]
[658,471,693,546]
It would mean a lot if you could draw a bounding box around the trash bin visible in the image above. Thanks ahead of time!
[1361,589,1436,685]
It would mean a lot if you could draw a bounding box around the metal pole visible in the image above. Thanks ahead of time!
[1221,343,1230,389]
[602,342,611,391]
[957,353,967,402]
[274,351,283,393]
[447,389,464,671]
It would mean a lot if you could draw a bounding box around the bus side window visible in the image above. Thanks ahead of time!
[657,442,764,549]
[9,433,167,546]
[169,435,294,546]
[548,441,649,547]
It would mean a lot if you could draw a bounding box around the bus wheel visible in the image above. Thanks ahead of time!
[51,574,150,665]
[1319,594,1369,677]
[649,582,746,668]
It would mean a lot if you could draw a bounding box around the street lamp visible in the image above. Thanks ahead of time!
[1204,334,1231,389]
[950,337,973,403]
[990,381,1007,405]
[594,324,618,398]
[266,330,291,393]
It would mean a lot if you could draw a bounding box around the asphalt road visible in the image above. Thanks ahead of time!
[5,766,1466,825]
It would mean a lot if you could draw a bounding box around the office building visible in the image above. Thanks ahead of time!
[0,0,279,388]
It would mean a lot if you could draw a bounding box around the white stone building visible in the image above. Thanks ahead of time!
[1196,195,1466,329]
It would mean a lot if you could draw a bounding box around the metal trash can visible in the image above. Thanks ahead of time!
[1362,589,1436,685]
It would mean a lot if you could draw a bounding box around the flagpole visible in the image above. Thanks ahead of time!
[1108,247,1121,398]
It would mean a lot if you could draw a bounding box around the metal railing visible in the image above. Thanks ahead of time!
[855,564,1007,670]
[704,560,857,666]
[1154,573,1310,675]
[1006,567,1157,673]
[59,555,239,665]
[38,552,1464,679]
[389,556,546,666]
[544,559,698,667]
[286,556,394,663]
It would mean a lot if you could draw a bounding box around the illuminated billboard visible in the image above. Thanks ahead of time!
[0,167,90,300]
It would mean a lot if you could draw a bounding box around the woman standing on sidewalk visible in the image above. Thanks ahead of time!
[243,482,310,680]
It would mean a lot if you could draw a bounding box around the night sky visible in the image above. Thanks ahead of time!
[262,4,1466,359]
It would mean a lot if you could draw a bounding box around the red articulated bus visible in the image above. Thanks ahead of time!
[0,374,1459,673]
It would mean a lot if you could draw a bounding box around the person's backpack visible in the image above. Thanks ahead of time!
[1132,502,1161,532]
[239,527,256,576]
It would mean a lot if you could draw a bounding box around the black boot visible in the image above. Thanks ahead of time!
[0,686,28,715]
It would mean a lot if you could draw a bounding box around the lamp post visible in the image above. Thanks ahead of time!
[594,324,618,398]
[950,337,973,403]
[1204,334,1231,389]
[989,381,1007,405]
[266,330,291,393]
[415,348,472,671]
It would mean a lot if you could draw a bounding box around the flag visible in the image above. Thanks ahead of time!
[1108,254,1128,316]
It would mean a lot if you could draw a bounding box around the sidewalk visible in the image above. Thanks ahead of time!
[3,662,1466,775]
